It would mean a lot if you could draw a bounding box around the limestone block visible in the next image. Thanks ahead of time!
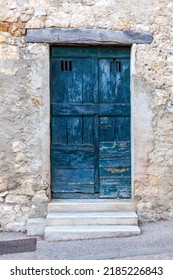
[26,10,34,15]
[26,18,45,29]
[27,218,46,236]
[0,22,10,32]
[5,195,30,204]
[6,222,26,231]
[34,9,47,16]
[0,45,20,60]
[12,141,22,153]
[0,181,7,192]
[32,190,48,203]
[0,191,8,197]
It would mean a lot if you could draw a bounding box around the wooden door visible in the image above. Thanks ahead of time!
[50,47,131,199]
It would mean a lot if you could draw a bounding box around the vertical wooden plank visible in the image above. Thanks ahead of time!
[51,58,67,103]
[67,117,82,144]
[116,117,131,142]
[83,117,94,144]
[67,59,83,103]
[99,117,115,142]
[99,59,111,103]
[115,59,130,103]
[51,117,67,144]
[83,58,94,103]
[93,56,99,193]
[99,59,117,103]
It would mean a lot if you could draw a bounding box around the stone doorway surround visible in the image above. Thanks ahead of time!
[26,28,153,237]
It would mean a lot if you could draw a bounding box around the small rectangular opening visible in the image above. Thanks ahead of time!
[116,61,121,72]
[69,61,72,71]
[61,60,72,72]
[61,61,64,71]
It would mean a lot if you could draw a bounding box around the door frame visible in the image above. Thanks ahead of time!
[27,28,153,201]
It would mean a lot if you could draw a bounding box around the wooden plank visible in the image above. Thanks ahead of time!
[51,58,67,103]
[51,169,94,185]
[51,46,130,58]
[100,167,131,178]
[52,193,99,199]
[83,117,95,144]
[27,28,153,45]
[100,178,131,186]
[51,150,94,168]
[100,185,131,198]
[0,238,36,255]
[51,104,98,116]
[115,59,130,103]
[67,117,82,144]
[51,117,67,144]
[100,159,131,167]
[82,58,94,103]
[99,104,130,116]
[52,184,95,193]
[116,117,131,142]
[99,59,114,103]
[66,58,83,103]
[51,144,94,152]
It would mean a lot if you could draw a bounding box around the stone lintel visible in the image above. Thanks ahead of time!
[27,28,153,45]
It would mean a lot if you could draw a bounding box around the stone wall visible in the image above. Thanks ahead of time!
[0,0,173,231]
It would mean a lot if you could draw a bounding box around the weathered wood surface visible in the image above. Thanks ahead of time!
[51,46,131,198]
[0,238,37,255]
[51,104,130,116]
[27,28,153,45]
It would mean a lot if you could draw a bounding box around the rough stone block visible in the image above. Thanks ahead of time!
[27,218,46,236]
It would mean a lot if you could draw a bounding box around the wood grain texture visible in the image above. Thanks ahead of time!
[27,28,153,45]
[50,46,131,198]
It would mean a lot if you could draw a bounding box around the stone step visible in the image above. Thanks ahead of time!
[48,199,136,213]
[45,225,141,241]
[47,212,138,226]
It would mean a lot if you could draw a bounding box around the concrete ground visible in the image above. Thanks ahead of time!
[0,219,173,260]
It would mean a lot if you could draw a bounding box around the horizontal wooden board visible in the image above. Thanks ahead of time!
[99,185,131,198]
[51,150,94,168]
[51,144,94,152]
[52,192,99,199]
[27,28,153,46]
[52,184,95,193]
[99,159,131,168]
[100,167,131,178]
[51,104,130,116]
[99,142,130,156]
[100,178,131,186]
[51,104,97,115]
[51,168,94,185]
[51,46,131,58]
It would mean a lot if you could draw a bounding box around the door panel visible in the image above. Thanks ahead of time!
[51,47,131,198]
[98,57,131,198]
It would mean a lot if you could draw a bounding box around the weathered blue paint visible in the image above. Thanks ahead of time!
[51,46,131,198]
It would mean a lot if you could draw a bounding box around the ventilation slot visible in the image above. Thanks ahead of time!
[116,61,121,72]
[61,61,72,72]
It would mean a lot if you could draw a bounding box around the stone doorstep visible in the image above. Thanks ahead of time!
[48,199,137,212]
[44,199,140,241]
[46,211,138,226]
[27,218,46,236]
[45,225,141,241]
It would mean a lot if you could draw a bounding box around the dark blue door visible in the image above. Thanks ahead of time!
[51,47,131,198]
